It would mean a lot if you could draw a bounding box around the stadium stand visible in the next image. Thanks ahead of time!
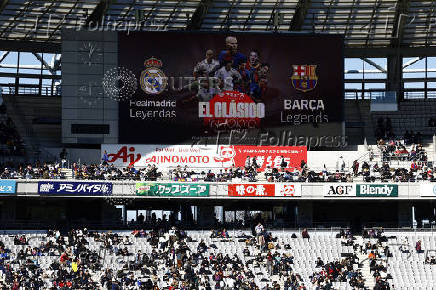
[0,104,24,157]
[1,227,435,289]
[2,0,436,289]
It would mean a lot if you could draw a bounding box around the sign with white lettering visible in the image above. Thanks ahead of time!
[38,182,113,196]
[0,180,16,194]
[136,183,209,196]
[228,184,275,197]
[356,184,398,197]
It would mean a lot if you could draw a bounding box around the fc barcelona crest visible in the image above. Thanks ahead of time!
[140,57,167,95]
[291,65,318,92]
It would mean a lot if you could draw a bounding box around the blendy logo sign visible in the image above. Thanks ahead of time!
[323,184,355,197]
[356,184,398,197]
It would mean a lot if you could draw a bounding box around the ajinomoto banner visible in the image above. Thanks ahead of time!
[136,183,209,197]
[102,144,306,172]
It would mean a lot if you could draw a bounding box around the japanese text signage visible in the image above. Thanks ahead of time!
[136,183,209,197]
[356,184,398,197]
[0,180,16,194]
[228,184,301,197]
[228,184,275,197]
[38,182,113,195]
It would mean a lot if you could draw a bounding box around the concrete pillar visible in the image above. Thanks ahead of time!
[146,210,151,221]
[296,202,313,228]
[215,206,224,223]
[398,202,412,227]
[198,206,215,227]
[387,55,403,101]
[100,202,122,224]
[122,205,127,225]
[0,199,16,221]
[180,204,193,224]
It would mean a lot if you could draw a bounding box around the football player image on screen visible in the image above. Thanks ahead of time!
[215,60,242,91]
[256,63,270,101]
[196,78,220,102]
[193,49,220,78]
[240,50,262,99]
[218,36,247,69]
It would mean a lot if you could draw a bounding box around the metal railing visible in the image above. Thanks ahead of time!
[1,85,61,96]
[345,90,436,100]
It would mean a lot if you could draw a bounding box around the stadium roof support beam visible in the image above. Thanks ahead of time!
[0,40,60,53]
[390,0,410,48]
[345,47,436,58]
[267,0,282,31]
[387,0,410,101]
[321,0,334,32]
[387,55,403,101]
[21,1,58,42]
[85,0,113,27]
[362,58,386,73]
[0,0,8,13]
[0,51,9,64]
[343,0,356,38]
[243,0,259,30]
[144,1,157,23]
[364,0,382,47]
[31,53,56,75]
[425,1,436,46]
[47,1,80,42]
[186,0,213,30]
[289,0,311,31]
[403,57,424,69]
[164,0,183,29]
[0,1,33,39]
[221,0,236,31]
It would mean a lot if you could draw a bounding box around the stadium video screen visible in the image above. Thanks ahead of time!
[118,31,344,144]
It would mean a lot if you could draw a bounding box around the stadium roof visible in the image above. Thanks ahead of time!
[0,0,435,49]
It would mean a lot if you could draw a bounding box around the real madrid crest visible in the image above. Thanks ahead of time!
[140,57,167,95]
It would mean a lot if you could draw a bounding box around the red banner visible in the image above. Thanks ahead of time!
[103,145,306,172]
[229,146,306,172]
[201,90,264,130]
[228,184,275,197]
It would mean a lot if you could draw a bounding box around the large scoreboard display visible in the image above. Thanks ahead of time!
[117,31,344,146]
